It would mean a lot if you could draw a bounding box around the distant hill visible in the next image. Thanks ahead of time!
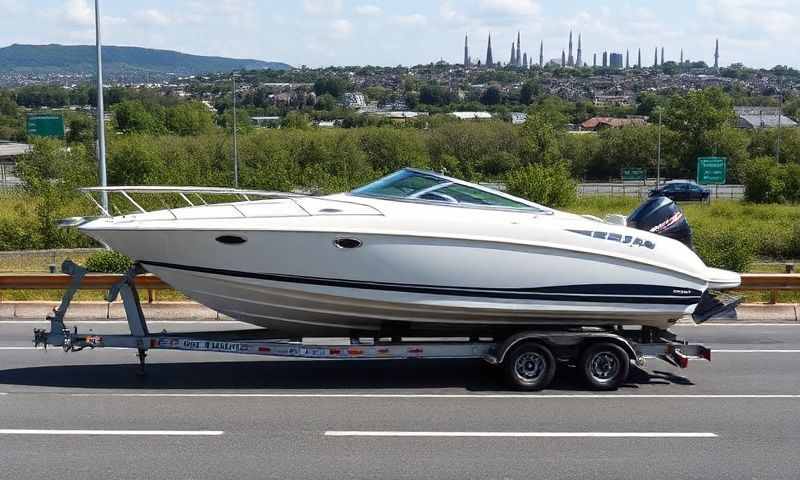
[0,44,291,75]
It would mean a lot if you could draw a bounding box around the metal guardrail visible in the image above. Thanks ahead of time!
[0,272,798,304]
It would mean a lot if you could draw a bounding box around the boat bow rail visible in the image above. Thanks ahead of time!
[77,186,383,220]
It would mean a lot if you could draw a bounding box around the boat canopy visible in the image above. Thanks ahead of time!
[351,168,548,212]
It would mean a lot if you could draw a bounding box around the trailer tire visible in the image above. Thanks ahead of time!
[503,342,556,391]
[580,342,630,390]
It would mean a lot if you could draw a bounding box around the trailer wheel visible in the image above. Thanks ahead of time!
[580,343,630,390]
[504,342,556,391]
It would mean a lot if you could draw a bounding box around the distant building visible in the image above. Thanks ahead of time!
[251,116,280,127]
[580,116,647,131]
[450,111,492,120]
[734,107,798,129]
[485,33,493,67]
[609,53,623,69]
[510,112,528,125]
[342,92,366,109]
[602,51,608,68]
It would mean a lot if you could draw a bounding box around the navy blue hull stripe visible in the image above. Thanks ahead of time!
[141,261,702,305]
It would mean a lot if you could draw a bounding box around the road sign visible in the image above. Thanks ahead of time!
[621,167,646,181]
[26,114,65,139]
[697,157,727,185]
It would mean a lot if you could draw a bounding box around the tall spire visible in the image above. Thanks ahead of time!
[567,30,574,66]
[626,49,630,69]
[660,47,664,65]
[637,48,641,68]
[654,47,658,67]
[576,33,582,67]
[464,33,469,67]
[680,48,684,64]
[510,42,516,66]
[593,52,597,67]
[539,40,543,67]
[485,33,493,67]
[516,31,521,66]
[522,52,528,68]
[561,49,565,67]
[714,38,719,70]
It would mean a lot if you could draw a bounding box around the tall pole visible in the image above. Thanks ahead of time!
[657,108,662,186]
[777,77,783,163]
[94,0,108,213]
[232,73,239,188]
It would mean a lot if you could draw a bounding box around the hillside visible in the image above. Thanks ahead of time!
[0,44,291,75]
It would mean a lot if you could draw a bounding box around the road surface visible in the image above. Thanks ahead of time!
[0,320,798,479]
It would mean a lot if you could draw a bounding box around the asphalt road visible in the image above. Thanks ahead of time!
[1,320,799,479]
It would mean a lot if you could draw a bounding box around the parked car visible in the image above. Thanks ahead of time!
[649,180,710,202]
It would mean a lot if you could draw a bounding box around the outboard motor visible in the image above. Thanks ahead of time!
[627,196,692,248]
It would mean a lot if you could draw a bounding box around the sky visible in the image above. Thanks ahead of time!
[0,0,797,69]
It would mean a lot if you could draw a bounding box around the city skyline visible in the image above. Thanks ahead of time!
[0,0,796,69]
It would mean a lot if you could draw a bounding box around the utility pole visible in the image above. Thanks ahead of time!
[232,72,239,188]
[777,77,783,163]
[94,0,108,213]
[656,107,663,187]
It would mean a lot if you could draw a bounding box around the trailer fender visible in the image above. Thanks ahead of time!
[488,331,639,366]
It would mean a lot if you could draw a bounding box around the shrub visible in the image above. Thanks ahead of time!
[505,162,577,208]
[693,226,756,272]
[84,250,133,273]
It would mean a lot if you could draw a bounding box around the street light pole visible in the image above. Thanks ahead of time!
[94,0,108,213]
[232,73,239,188]
[656,107,662,187]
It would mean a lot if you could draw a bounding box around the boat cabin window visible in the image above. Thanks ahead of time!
[352,169,533,210]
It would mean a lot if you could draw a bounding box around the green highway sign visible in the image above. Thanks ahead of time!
[26,113,65,138]
[697,157,727,185]
[621,167,646,181]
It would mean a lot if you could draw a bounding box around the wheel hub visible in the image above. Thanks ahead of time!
[515,352,545,381]
[590,352,619,380]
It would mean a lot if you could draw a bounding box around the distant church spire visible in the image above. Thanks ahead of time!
[626,49,630,69]
[510,42,516,66]
[539,40,543,67]
[516,31,522,66]
[637,48,641,68]
[464,34,469,67]
[680,48,684,64]
[593,52,597,67]
[522,52,528,68]
[576,33,582,67]
[485,33,493,67]
[567,30,574,66]
[714,38,719,70]
[661,47,664,65]
[653,47,658,67]
[561,49,566,67]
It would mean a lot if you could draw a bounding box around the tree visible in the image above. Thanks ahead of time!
[113,100,165,134]
[480,86,502,105]
[528,96,571,128]
[519,81,540,106]
[313,77,349,97]
[165,101,215,135]
[518,112,562,165]
[316,93,337,111]
[505,162,577,207]
[419,84,452,106]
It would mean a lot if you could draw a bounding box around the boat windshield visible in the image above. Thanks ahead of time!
[352,169,535,210]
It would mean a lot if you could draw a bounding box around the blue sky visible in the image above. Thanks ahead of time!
[0,0,797,68]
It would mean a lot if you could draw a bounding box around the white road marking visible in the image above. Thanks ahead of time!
[714,349,800,353]
[0,320,246,325]
[324,431,718,438]
[0,429,223,436]
[61,393,800,399]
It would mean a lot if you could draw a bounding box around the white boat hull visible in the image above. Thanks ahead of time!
[87,228,707,334]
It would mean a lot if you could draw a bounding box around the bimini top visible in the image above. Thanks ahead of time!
[350,168,551,213]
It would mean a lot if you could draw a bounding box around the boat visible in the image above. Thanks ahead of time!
[73,168,741,337]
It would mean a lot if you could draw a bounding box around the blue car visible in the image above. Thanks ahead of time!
[649,180,711,202]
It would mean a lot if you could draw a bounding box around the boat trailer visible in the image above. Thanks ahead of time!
[33,260,712,389]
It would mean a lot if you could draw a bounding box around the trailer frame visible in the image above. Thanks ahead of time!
[33,261,712,388]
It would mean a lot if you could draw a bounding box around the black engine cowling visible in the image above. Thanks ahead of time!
[627,196,693,248]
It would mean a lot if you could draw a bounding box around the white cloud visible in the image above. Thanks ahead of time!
[134,9,172,26]
[479,0,540,18]
[355,4,382,16]
[64,0,93,27]
[393,14,428,27]
[304,0,342,16]
[330,18,353,39]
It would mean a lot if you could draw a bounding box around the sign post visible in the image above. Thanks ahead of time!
[26,114,65,138]
[621,167,646,182]
[697,157,727,185]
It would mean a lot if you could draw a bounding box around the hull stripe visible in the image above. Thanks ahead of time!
[141,261,702,305]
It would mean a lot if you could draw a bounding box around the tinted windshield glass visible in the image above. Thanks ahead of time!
[353,170,533,210]
[352,170,445,197]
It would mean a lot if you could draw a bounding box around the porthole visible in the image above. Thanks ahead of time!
[333,238,362,249]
